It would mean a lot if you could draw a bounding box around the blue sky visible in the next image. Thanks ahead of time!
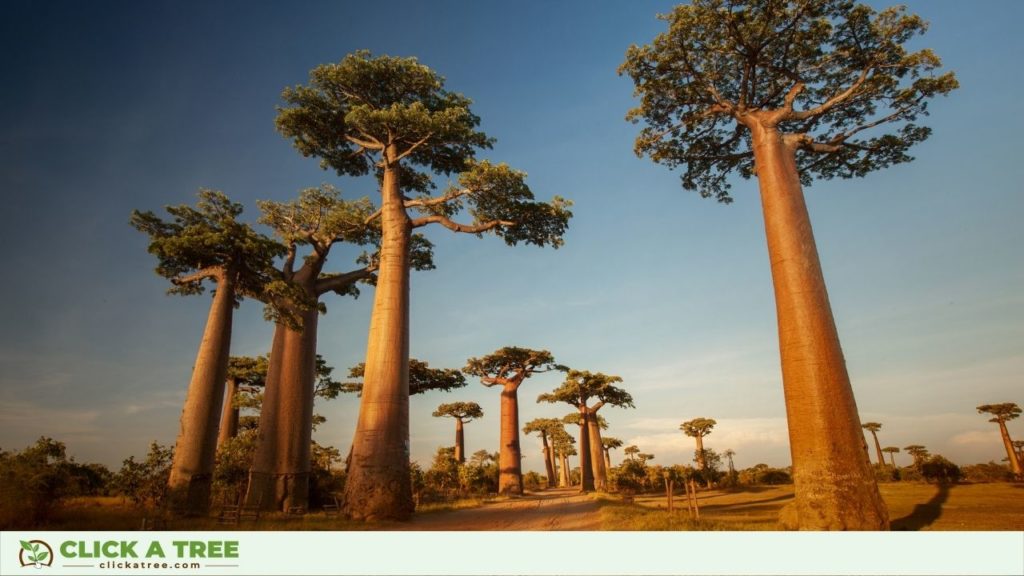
[1,1,1021,476]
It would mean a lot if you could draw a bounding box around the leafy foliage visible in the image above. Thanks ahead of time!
[464,347,564,388]
[343,358,468,395]
[680,417,717,438]
[0,437,80,528]
[113,442,174,507]
[130,189,284,300]
[920,455,962,484]
[538,369,633,411]
[620,0,958,201]
[433,401,484,421]
[976,403,1021,423]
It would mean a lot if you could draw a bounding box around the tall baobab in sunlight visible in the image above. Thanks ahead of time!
[882,446,900,469]
[602,437,624,471]
[680,418,716,473]
[621,0,956,529]
[217,356,268,451]
[862,422,886,468]
[1013,441,1024,468]
[131,190,283,515]
[246,187,429,512]
[550,426,576,488]
[539,370,633,492]
[563,412,611,489]
[524,418,564,488]
[723,448,737,478]
[276,51,571,520]
[465,348,563,495]
[433,402,483,464]
[977,403,1022,478]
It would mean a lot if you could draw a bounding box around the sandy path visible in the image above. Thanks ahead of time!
[401,487,601,530]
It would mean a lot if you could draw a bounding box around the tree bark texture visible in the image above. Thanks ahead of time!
[216,377,239,452]
[342,159,414,520]
[997,421,1023,478]
[577,410,594,492]
[540,432,555,488]
[167,274,234,515]
[869,430,885,468]
[454,418,465,464]
[558,452,569,487]
[587,417,606,490]
[497,384,524,495]
[247,307,318,511]
[694,435,706,470]
[749,121,888,530]
[603,448,612,472]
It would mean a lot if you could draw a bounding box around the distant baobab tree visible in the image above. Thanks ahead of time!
[1013,441,1024,468]
[524,418,564,488]
[563,412,610,489]
[622,0,956,529]
[976,403,1023,478]
[539,370,633,492]
[904,445,929,467]
[602,437,624,471]
[862,423,886,468]
[465,347,564,495]
[131,190,283,515]
[550,427,576,488]
[217,356,269,451]
[624,445,639,461]
[882,447,900,469]
[433,402,483,464]
[680,418,716,472]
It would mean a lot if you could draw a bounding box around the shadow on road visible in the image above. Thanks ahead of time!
[891,483,952,531]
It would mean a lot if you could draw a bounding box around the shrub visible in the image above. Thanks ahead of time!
[961,462,1013,483]
[0,437,76,528]
[523,471,545,491]
[920,455,962,484]
[113,442,173,507]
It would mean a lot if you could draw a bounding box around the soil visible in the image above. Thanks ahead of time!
[401,487,600,530]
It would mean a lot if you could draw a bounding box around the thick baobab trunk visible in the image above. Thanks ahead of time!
[343,158,414,521]
[167,273,234,515]
[888,453,897,469]
[540,432,555,488]
[454,418,465,464]
[587,417,606,490]
[497,383,524,495]
[604,448,612,472]
[997,421,1023,478]
[577,410,595,492]
[248,307,318,511]
[558,452,570,487]
[750,122,888,530]
[869,431,885,468]
[216,377,239,451]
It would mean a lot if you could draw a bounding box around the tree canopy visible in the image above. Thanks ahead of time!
[464,347,564,388]
[977,403,1022,423]
[538,370,633,411]
[130,189,284,300]
[619,0,958,202]
[342,359,467,396]
[432,401,484,422]
[681,418,717,438]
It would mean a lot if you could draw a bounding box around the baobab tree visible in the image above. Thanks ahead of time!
[862,422,887,468]
[563,412,611,489]
[602,437,624,471]
[276,51,572,520]
[976,403,1023,478]
[904,445,929,467]
[246,186,417,512]
[624,445,639,461]
[550,427,576,488]
[723,448,737,480]
[882,446,900,469]
[465,347,563,495]
[680,418,717,473]
[342,359,467,397]
[524,417,564,488]
[539,370,633,492]
[217,356,269,451]
[1013,441,1024,468]
[433,402,483,464]
[131,190,284,515]
[621,0,957,530]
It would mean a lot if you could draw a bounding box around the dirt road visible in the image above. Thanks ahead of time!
[401,487,601,530]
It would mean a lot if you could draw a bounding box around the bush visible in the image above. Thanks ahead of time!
[961,462,1013,483]
[113,442,173,507]
[0,437,77,528]
[920,455,962,484]
[523,471,545,491]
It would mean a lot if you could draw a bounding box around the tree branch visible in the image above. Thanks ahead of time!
[404,188,472,209]
[172,267,221,285]
[344,134,384,150]
[790,66,871,121]
[314,266,376,296]
[410,214,514,233]
[393,132,434,163]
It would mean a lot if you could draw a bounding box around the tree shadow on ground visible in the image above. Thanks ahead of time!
[891,483,952,531]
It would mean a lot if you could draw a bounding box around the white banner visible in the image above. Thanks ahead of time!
[2,531,1022,575]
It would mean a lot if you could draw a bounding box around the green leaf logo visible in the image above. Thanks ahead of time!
[19,540,51,566]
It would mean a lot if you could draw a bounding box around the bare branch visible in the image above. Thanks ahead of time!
[314,266,376,296]
[344,134,384,150]
[172,267,221,285]
[411,214,514,233]
[393,132,434,163]
[790,67,871,121]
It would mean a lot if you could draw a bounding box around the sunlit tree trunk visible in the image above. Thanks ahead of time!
[497,383,524,495]
[245,322,285,509]
[868,430,885,468]
[587,416,606,490]
[540,431,555,488]
[749,121,888,530]
[996,421,1023,478]
[343,155,413,520]
[558,452,569,487]
[603,448,612,472]
[577,409,594,492]
[168,272,234,515]
[694,434,706,471]
[216,377,239,452]
[454,418,465,464]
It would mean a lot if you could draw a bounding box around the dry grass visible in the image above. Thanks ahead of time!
[32,482,1024,531]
